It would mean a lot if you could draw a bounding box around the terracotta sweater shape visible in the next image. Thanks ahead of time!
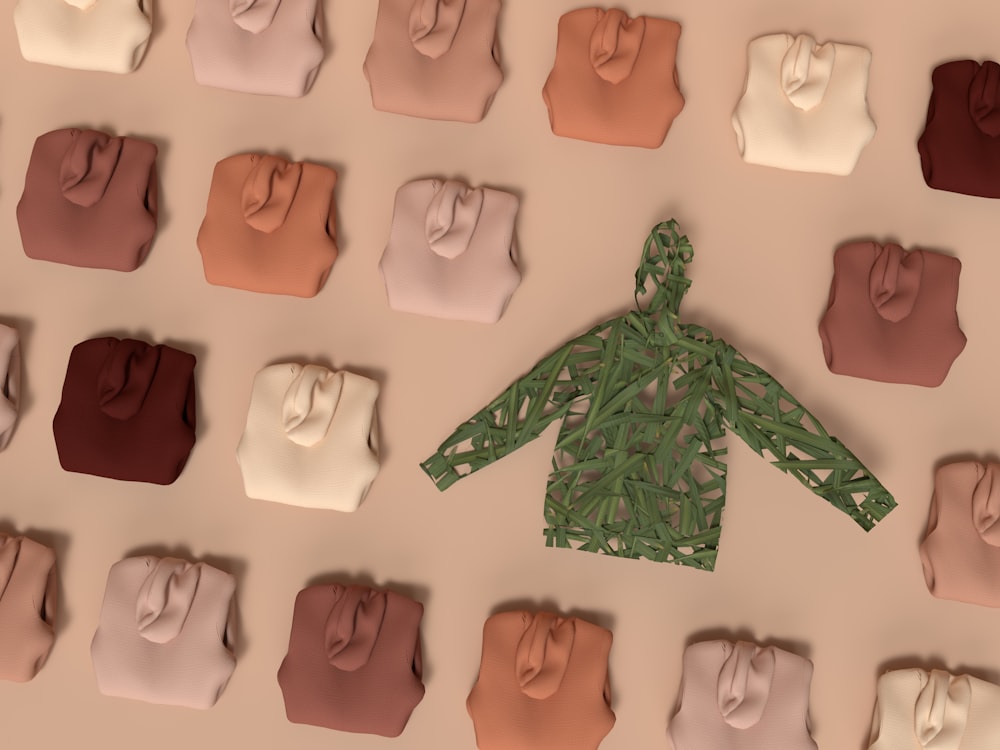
[53,337,197,485]
[14,0,152,73]
[668,640,817,750]
[363,0,504,122]
[380,178,521,322]
[0,535,57,683]
[186,0,324,97]
[237,363,380,511]
[467,610,615,750]
[0,325,22,451]
[732,33,876,175]
[542,8,684,148]
[198,153,338,297]
[918,60,1000,198]
[17,128,158,272]
[422,220,895,569]
[277,583,425,736]
[919,461,1000,608]
[819,241,966,387]
[869,669,1000,750]
[91,556,236,709]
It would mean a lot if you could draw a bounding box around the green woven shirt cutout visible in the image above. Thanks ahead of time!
[420,220,896,570]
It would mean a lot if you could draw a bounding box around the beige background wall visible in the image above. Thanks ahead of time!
[1,1,998,748]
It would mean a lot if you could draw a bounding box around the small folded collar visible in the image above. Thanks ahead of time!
[324,585,388,671]
[0,536,22,603]
[59,129,124,209]
[868,243,925,323]
[914,670,972,749]
[514,612,575,700]
[969,60,1000,137]
[241,155,303,234]
[0,326,20,448]
[425,179,484,259]
[409,0,465,59]
[96,339,162,421]
[968,462,1000,546]
[230,0,281,33]
[780,34,835,111]
[135,558,201,644]
[717,641,777,728]
[280,365,343,447]
[589,9,645,84]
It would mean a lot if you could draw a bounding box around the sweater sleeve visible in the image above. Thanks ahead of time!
[709,343,896,530]
[420,333,596,491]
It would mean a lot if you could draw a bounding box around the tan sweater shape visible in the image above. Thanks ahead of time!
[197,153,338,297]
[0,534,57,683]
[920,461,1000,608]
[363,0,504,122]
[467,610,615,749]
[542,8,684,148]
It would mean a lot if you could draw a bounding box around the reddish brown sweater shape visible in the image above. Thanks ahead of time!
[277,583,424,737]
[53,337,197,485]
[17,128,158,271]
[918,59,1000,198]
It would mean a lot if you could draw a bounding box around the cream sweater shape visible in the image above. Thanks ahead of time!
[732,33,876,175]
[237,363,380,511]
[14,0,152,74]
[869,669,1000,750]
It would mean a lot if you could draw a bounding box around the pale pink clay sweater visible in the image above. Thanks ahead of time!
[380,178,521,322]
[186,0,325,97]
[91,556,237,709]
[668,640,818,750]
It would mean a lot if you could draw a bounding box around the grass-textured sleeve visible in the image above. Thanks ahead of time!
[708,342,897,530]
[420,338,591,491]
